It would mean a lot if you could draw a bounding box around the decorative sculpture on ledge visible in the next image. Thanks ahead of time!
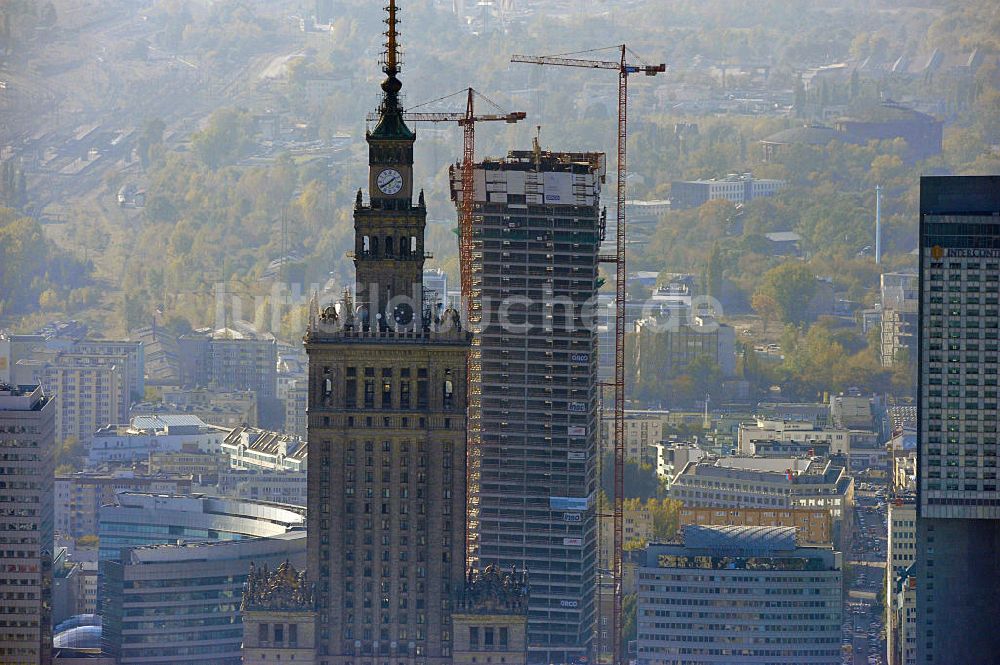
[458,564,530,614]
[242,560,316,612]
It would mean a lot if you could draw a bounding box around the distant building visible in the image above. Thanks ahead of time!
[886,496,916,665]
[651,441,707,485]
[0,384,55,665]
[754,401,830,427]
[679,505,832,545]
[147,448,227,481]
[55,471,194,540]
[746,439,831,458]
[220,424,307,472]
[97,492,305,566]
[633,315,737,386]
[15,353,128,446]
[241,560,316,665]
[835,102,942,161]
[52,550,98,625]
[669,456,854,550]
[130,386,258,428]
[0,327,144,445]
[423,268,450,308]
[282,377,308,439]
[880,271,918,367]
[829,393,875,430]
[737,417,872,456]
[177,329,278,424]
[763,230,803,256]
[130,324,181,384]
[599,411,665,464]
[670,172,786,209]
[769,117,875,157]
[88,414,229,465]
[215,469,307,506]
[890,565,917,665]
[637,526,842,665]
[599,503,654,569]
[101,531,306,665]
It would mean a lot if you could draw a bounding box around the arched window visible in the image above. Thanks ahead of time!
[370,236,379,257]
[385,236,394,257]
[399,237,409,258]
[411,236,418,254]
[363,236,371,255]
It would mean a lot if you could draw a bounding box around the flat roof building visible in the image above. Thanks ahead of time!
[101,531,306,665]
[637,525,842,665]
[89,414,229,465]
[669,456,854,550]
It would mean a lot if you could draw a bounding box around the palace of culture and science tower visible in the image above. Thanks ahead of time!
[303,3,474,664]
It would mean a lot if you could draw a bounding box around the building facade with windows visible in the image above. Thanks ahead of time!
[916,175,1000,664]
[0,384,55,665]
[452,146,604,663]
[304,12,470,664]
[101,531,306,665]
[637,525,842,665]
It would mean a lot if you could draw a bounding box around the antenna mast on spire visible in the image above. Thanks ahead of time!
[384,0,400,75]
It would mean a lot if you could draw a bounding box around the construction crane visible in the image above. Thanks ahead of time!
[511,45,664,665]
[367,87,525,567]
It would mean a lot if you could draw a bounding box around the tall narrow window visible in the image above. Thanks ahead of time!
[400,381,411,409]
[443,369,454,409]
[346,367,357,408]
[365,379,375,408]
[382,369,393,408]
[385,236,394,257]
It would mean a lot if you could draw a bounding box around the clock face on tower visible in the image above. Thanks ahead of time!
[377,168,404,195]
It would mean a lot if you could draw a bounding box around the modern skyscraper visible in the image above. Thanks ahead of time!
[0,384,55,665]
[451,146,605,662]
[305,4,471,663]
[916,175,1000,664]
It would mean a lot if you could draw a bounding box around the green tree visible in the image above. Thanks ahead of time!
[601,453,660,501]
[647,497,682,541]
[54,437,85,470]
[191,108,254,169]
[758,263,818,326]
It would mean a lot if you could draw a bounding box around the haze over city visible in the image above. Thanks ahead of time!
[0,0,998,664]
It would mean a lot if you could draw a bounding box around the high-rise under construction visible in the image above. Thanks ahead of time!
[451,146,606,664]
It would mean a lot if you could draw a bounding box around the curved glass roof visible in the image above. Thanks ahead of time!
[683,524,797,553]
[54,625,102,649]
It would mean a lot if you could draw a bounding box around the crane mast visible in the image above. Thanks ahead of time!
[511,45,664,665]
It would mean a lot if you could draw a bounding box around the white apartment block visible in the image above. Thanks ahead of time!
[221,425,307,472]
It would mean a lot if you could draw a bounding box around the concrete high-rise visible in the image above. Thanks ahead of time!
[916,175,1000,664]
[637,526,842,665]
[451,147,605,663]
[0,384,55,665]
[305,4,470,663]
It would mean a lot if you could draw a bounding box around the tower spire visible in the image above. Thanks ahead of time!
[371,0,412,139]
